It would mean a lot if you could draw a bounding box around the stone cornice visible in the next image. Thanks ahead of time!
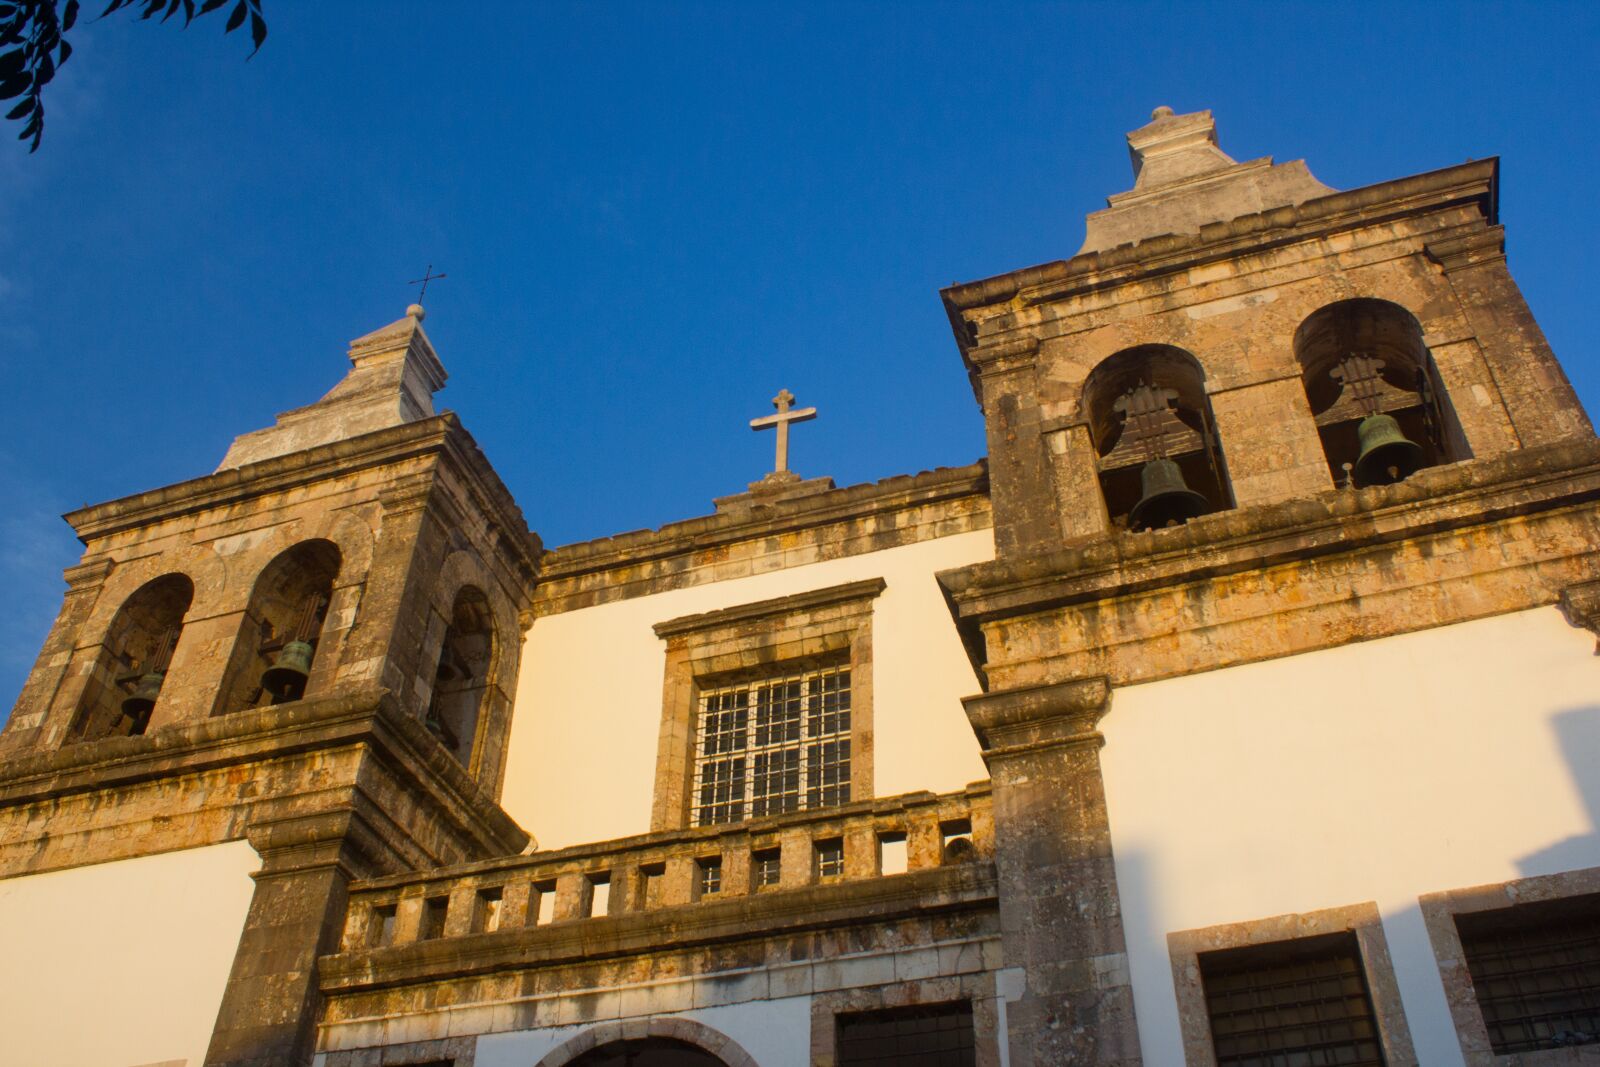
[61,414,541,589]
[942,158,1496,321]
[652,578,886,639]
[940,440,1600,638]
[533,462,990,614]
[319,861,997,994]
[0,688,528,873]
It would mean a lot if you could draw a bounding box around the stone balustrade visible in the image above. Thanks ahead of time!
[339,783,992,952]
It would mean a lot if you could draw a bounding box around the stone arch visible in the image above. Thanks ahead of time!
[212,539,343,714]
[1292,297,1467,487]
[70,572,194,741]
[535,1018,761,1067]
[423,584,497,768]
[1080,344,1233,530]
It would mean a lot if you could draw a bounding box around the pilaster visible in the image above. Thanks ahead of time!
[204,810,380,1067]
[962,677,1141,1067]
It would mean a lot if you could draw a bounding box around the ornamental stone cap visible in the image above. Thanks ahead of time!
[1079,106,1335,254]
[217,304,449,471]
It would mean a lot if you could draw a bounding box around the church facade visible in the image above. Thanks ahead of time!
[2,108,1598,1067]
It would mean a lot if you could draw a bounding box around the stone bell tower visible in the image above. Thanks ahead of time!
[937,108,1600,1066]
[0,305,540,1066]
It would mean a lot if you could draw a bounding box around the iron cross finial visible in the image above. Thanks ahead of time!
[407,264,447,302]
[749,389,818,476]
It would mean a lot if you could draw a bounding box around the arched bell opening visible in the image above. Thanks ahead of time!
[71,573,194,741]
[214,540,341,715]
[568,1038,730,1067]
[1082,345,1233,532]
[1294,298,1465,488]
[424,585,495,768]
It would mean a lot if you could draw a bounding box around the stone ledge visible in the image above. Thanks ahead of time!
[941,440,1600,625]
[534,462,991,615]
[943,158,1496,319]
[653,578,887,639]
[319,861,998,993]
[0,688,528,876]
[62,415,541,580]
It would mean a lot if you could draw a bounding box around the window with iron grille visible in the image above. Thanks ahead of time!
[1455,891,1600,1054]
[836,1000,976,1066]
[697,856,722,897]
[816,838,844,879]
[753,848,781,889]
[1199,931,1385,1067]
[691,664,850,827]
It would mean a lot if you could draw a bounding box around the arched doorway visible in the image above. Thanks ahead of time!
[568,1038,728,1066]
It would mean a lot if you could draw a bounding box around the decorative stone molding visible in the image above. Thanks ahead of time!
[1167,902,1417,1067]
[536,1017,761,1067]
[1558,579,1600,652]
[962,677,1110,761]
[1425,226,1508,272]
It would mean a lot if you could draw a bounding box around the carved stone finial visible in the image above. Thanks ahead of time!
[1151,105,1175,120]
[407,303,426,321]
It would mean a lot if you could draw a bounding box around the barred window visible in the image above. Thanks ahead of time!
[1456,892,1600,1054]
[753,848,782,889]
[697,857,722,897]
[837,1001,976,1066]
[816,838,845,879]
[691,664,851,827]
[1199,932,1384,1067]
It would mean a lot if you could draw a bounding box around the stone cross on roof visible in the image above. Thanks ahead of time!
[749,389,817,479]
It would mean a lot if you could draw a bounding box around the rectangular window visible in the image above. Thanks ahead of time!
[533,880,556,926]
[879,831,908,876]
[691,665,851,826]
[368,903,397,948]
[473,887,503,934]
[816,838,845,880]
[1454,891,1600,1054]
[1199,932,1384,1067]
[753,847,782,889]
[419,895,449,941]
[586,873,611,917]
[836,1001,976,1066]
[697,856,722,898]
[640,863,665,910]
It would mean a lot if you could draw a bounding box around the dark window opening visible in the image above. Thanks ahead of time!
[569,1038,727,1066]
[72,573,193,741]
[419,895,449,941]
[836,1000,976,1067]
[816,838,845,879]
[1456,891,1600,1053]
[1199,932,1385,1067]
[368,904,397,948]
[697,857,722,898]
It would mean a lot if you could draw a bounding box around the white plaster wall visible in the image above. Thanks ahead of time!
[0,840,259,1067]
[506,530,993,849]
[475,997,813,1067]
[1101,607,1600,1066]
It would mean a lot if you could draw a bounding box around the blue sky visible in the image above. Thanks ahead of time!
[2,1,1597,709]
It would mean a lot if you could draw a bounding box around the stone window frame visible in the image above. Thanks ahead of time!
[1167,901,1418,1066]
[810,975,1002,1067]
[650,577,885,832]
[1419,864,1600,1066]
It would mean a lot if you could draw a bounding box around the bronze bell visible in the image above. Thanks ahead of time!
[1129,458,1211,531]
[120,671,165,732]
[1353,412,1424,487]
[260,639,314,702]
